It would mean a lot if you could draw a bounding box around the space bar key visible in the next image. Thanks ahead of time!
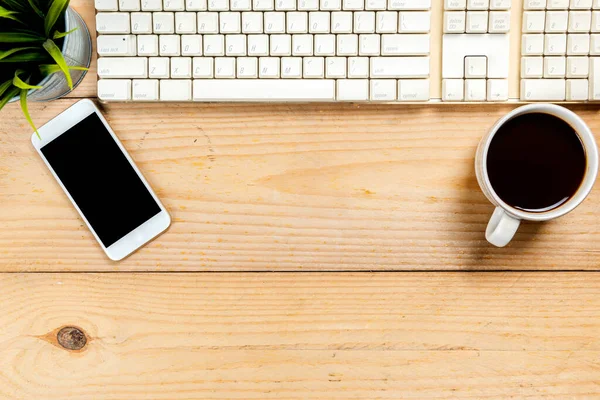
[193,80,336,101]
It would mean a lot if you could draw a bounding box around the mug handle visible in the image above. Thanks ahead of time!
[486,207,521,247]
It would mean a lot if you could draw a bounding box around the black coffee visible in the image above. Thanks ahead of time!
[486,113,586,212]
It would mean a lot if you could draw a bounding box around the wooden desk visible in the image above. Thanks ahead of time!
[1,1,600,397]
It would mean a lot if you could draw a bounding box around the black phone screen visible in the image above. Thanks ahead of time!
[41,113,161,247]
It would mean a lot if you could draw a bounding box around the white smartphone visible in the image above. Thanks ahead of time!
[31,99,171,261]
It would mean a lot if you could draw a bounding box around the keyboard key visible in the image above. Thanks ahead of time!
[187,0,209,10]
[337,34,358,55]
[275,0,297,9]
[521,56,544,77]
[299,0,319,9]
[164,0,185,10]
[303,57,325,77]
[120,0,141,11]
[488,11,510,33]
[344,0,365,10]
[442,79,464,100]
[175,12,197,33]
[325,57,347,77]
[545,11,568,32]
[544,34,567,55]
[543,56,566,77]
[255,0,275,9]
[445,0,466,10]
[398,79,429,100]
[204,35,225,55]
[370,79,396,100]
[226,34,247,55]
[315,34,336,55]
[522,34,545,55]
[377,11,398,33]
[464,79,486,101]
[567,79,589,99]
[381,34,429,55]
[359,34,381,55]
[388,0,431,10]
[292,34,314,55]
[264,12,285,33]
[98,57,148,78]
[281,57,303,77]
[98,79,131,100]
[522,11,545,33]
[153,12,175,33]
[590,57,600,98]
[486,79,508,101]
[197,12,219,33]
[220,12,242,32]
[159,35,181,55]
[96,0,119,11]
[149,57,170,77]
[521,79,566,100]
[571,0,593,8]
[310,12,331,33]
[464,56,486,78]
[160,80,192,100]
[96,13,131,33]
[215,57,236,77]
[568,11,592,32]
[259,57,281,77]
[193,57,214,77]
[193,79,336,100]
[467,0,488,10]
[208,0,229,10]
[142,0,163,10]
[370,56,429,77]
[366,0,387,9]
[237,57,258,77]
[288,12,308,32]
[132,79,159,100]
[181,35,203,55]
[444,11,466,33]
[546,0,569,7]
[398,11,430,32]
[138,35,159,55]
[171,57,193,77]
[271,34,292,55]
[348,56,370,77]
[322,0,343,9]
[131,12,153,33]
[332,12,354,32]
[489,0,510,9]
[524,0,545,9]
[249,34,270,55]
[466,11,488,33]
[566,56,589,77]
[97,35,137,56]
[337,79,369,100]
[354,11,376,32]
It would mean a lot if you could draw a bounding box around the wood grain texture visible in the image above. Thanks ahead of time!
[66,0,97,99]
[2,100,600,271]
[1,272,600,399]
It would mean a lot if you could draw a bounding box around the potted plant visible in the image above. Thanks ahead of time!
[0,0,92,137]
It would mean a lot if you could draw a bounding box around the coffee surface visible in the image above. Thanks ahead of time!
[486,113,586,212]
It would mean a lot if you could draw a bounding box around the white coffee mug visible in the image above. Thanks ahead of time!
[475,104,599,247]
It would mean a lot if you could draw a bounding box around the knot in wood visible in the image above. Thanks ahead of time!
[57,326,87,351]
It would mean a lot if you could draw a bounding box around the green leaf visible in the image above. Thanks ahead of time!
[43,39,72,89]
[0,31,45,43]
[0,5,21,22]
[0,79,12,98]
[53,26,77,39]
[45,0,70,37]
[27,0,44,18]
[0,51,49,63]
[0,47,37,61]
[39,63,88,75]
[13,69,43,90]
[20,88,40,139]
[0,86,19,113]
[0,0,28,12]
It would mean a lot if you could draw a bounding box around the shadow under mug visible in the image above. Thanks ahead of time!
[475,104,599,247]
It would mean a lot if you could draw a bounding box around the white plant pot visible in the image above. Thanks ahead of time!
[10,7,92,103]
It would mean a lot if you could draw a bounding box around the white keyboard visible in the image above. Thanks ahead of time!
[94,0,600,102]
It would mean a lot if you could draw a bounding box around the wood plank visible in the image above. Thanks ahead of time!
[2,99,600,271]
[1,272,599,399]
